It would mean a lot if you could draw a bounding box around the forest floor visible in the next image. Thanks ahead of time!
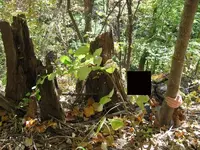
[0,75,200,150]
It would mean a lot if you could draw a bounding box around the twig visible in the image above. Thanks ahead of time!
[61,92,97,96]
[104,71,128,112]
[48,114,74,130]
[99,1,120,35]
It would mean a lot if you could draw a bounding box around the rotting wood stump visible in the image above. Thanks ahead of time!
[85,31,127,110]
[0,15,65,121]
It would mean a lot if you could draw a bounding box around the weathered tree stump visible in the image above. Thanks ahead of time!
[0,14,38,105]
[38,52,65,121]
[86,31,127,110]
[0,15,65,121]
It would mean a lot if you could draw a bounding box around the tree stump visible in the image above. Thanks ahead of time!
[0,15,65,121]
[0,14,38,104]
[86,31,127,110]
[38,52,65,121]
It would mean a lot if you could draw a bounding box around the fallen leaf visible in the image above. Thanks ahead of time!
[35,125,46,133]
[174,130,184,138]
[84,106,95,117]
[87,97,95,106]
[1,115,9,122]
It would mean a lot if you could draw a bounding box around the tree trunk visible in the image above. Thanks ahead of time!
[84,0,94,41]
[138,50,148,71]
[159,0,199,127]
[125,0,133,70]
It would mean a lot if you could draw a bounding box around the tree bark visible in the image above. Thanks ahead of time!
[138,50,148,71]
[0,14,38,103]
[159,0,199,126]
[125,0,141,70]
[125,0,133,70]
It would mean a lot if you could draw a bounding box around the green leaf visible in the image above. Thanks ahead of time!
[93,48,102,56]
[25,92,31,97]
[77,54,86,60]
[136,95,149,110]
[108,118,124,130]
[60,55,71,64]
[99,89,114,105]
[75,45,89,56]
[96,117,106,134]
[48,72,56,81]
[36,89,41,101]
[85,57,94,65]
[94,56,102,66]
[105,67,115,74]
[108,89,114,97]
[99,96,111,105]
[75,147,86,150]
[36,76,46,85]
[77,66,91,80]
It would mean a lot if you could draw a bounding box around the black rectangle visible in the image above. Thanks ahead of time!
[127,71,151,95]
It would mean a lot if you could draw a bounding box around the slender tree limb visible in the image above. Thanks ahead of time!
[67,0,84,43]
[99,1,120,35]
[125,0,141,70]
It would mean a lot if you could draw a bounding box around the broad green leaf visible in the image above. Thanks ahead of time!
[77,66,91,80]
[108,118,124,130]
[108,89,114,97]
[93,48,102,56]
[48,73,56,81]
[96,117,106,134]
[106,67,115,74]
[75,45,89,56]
[60,55,71,64]
[99,96,111,105]
[99,89,114,105]
[85,57,94,65]
[94,56,102,66]
[77,54,86,60]
[136,95,149,110]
